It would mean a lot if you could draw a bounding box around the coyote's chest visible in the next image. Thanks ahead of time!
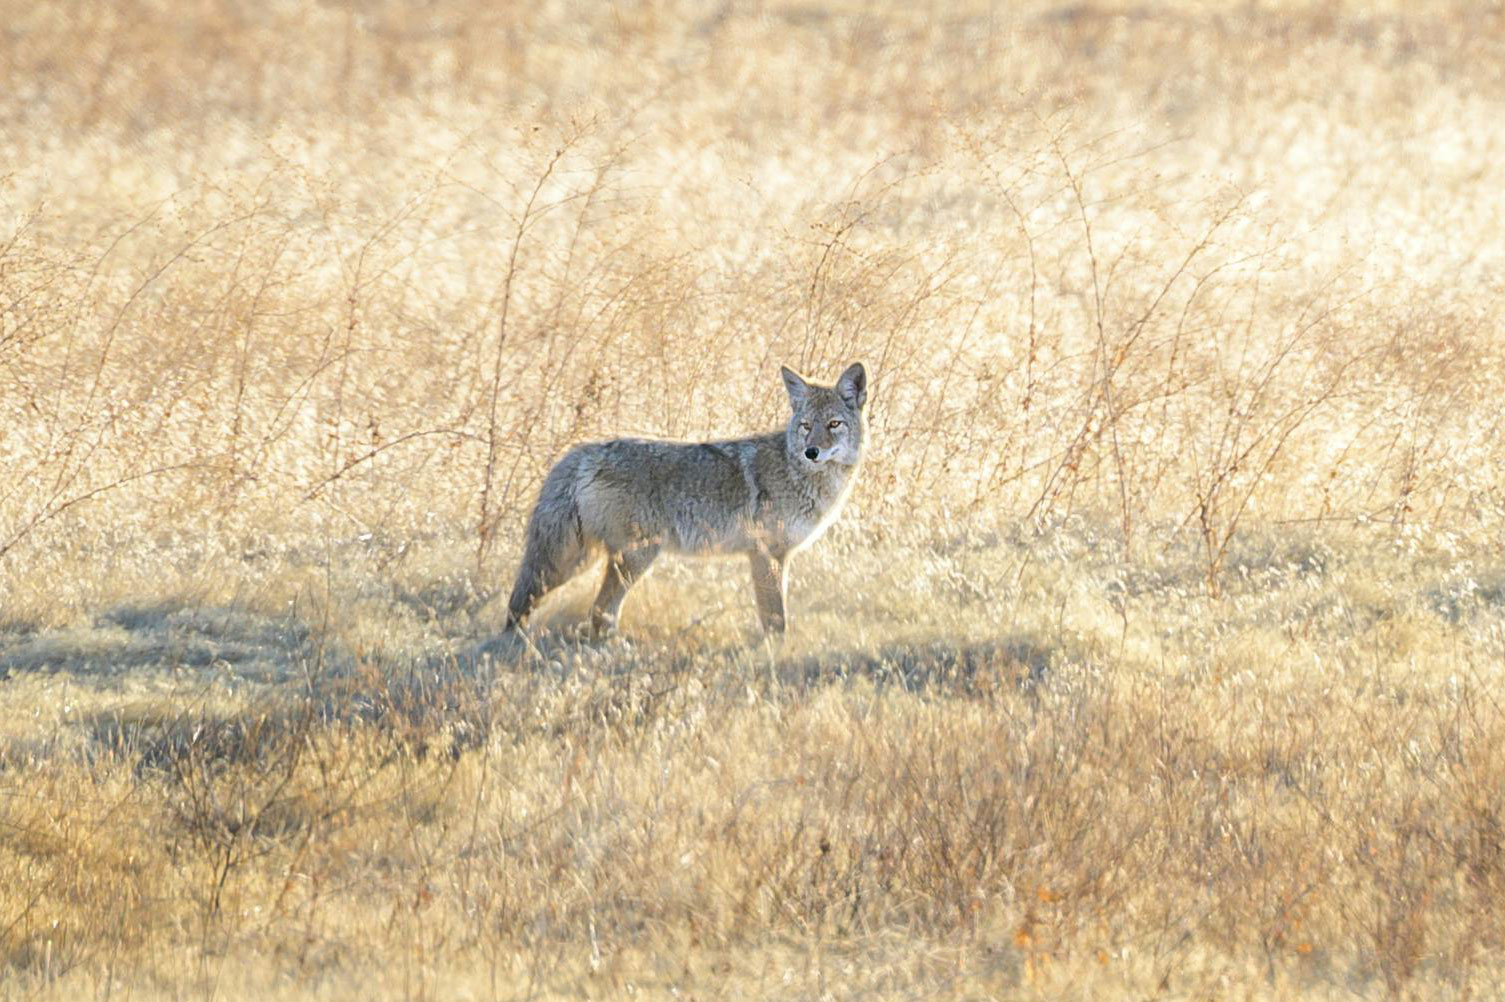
[763,468,855,553]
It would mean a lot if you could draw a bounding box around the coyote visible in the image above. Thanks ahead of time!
[503,362,868,636]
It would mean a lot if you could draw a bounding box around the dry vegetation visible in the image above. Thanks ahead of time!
[4,0,1505,998]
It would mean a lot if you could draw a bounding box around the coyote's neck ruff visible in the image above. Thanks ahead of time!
[504,362,868,636]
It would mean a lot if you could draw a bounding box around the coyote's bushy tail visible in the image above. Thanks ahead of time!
[504,453,591,632]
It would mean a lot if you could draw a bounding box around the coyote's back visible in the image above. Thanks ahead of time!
[504,362,868,636]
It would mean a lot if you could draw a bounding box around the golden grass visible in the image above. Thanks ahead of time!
[4,0,1505,998]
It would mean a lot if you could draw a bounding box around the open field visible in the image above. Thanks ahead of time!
[4,1,1505,998]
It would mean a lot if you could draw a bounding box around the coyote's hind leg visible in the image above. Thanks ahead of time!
[590,544,660,636]
[505,512,594,632]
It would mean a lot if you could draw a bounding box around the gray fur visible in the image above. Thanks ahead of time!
[504,362,868,636]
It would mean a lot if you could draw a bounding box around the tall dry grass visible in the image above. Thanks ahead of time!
[3,0,1505,998]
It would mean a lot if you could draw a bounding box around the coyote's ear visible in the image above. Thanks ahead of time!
[780,365,809,405]
[837,362,867,410]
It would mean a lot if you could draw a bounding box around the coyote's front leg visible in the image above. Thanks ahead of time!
[748,549,787,634]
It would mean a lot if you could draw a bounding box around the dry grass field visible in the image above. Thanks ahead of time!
[4,1,1505,998]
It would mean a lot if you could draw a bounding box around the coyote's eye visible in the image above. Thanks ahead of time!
[798,421,811,432]
[828,419,844,430]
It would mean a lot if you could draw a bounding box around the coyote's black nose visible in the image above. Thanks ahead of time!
[805,447,819,461]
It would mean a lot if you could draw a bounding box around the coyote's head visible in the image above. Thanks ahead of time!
[780,362,867,469]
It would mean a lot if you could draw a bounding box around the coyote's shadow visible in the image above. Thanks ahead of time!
[3,596,1062,700]
[0,602,331,685]
[777,636,1058,694]
[465,622,1061,697]
[3,598,1066,775]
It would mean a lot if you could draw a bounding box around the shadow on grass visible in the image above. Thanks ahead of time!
[466,622,1066,698]
[4,593,1075,780]
[776,635,1059,694]
[74,661,493,779]
[0,602,326,684]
